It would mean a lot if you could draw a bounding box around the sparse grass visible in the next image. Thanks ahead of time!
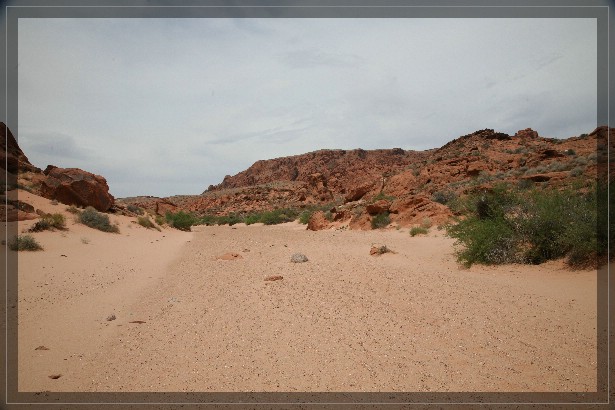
[81,237,90,244]
[372,192,395,202]
[570,167,585,177]
[9,235,43,251]
[79,207,120,233]
[371,212,391,229]
[66,205,80,214]
[155,214,166,226]
[137,216,161,231]
[410,226,429,237]
[127,204,144,215]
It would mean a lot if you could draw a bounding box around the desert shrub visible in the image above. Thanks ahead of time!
[155,214,166,226]
[372,192,395,202]
[243,214,261,225]
[371,244,392,255]
[564,149,576,156]
[165,211,197,231]
[446,185,600,267]
[547,161,567,172]
[517,179,534,190]
[570,167,584,177]
[324,210,334,222]
[299,210,312,224]
[127,204,144,215]
[421,217,433,229]
[79,207,120,233]
[410,226,429,237]
[259,208,299,225]
[137,216,160,231]
[371,212,391,229]
[66,205,80,214]
[9,235,43,251]
[432,190,457,205]
[29,213,66,232]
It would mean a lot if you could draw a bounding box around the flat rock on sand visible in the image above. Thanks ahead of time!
[217,252,243,260]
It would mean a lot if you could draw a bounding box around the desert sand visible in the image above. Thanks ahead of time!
[11,190,596,393]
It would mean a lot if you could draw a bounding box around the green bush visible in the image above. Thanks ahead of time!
[298,210,313,224]
[165,211,197,231]
[244,214,261,225]
[371,212,391,229]
[446,185,600,267]
[215,213,243,226]
[259,208,299,225]
[410,226,429,237]
[79,207,120,233]
[9,235,43,251]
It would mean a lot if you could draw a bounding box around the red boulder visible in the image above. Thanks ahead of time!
[40,166,115,211]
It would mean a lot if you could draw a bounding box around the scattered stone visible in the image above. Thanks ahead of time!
[370,244,393,256]
[48,374,62,379]
[106,314,116,321]
[129,320,146,324]
[290,253,308,263]
[218,252,243,260]
[35,346,49,350]
[264,275,284,281]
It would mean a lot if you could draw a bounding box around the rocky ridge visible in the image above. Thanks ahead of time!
[120,126,607,231]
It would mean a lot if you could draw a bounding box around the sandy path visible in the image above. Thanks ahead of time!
[10,191,192,392]
[15,220,595,393]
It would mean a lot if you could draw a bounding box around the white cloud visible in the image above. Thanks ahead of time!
[16,17,597,197]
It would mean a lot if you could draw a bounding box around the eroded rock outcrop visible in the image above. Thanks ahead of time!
[40,166,115,211]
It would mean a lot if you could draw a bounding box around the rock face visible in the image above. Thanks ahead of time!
[0,122,39,175]
[205,148,426,198]
[40,166,115,211]
[171,126,603,230]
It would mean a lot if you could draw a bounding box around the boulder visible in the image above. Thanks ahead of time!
[344,182,374,202]
[365,199,390,215]
[40,166,115,211]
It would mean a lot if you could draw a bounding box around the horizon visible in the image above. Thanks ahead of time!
[15,17,597,198]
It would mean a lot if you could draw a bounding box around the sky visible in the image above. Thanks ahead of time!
[16,17,597,198]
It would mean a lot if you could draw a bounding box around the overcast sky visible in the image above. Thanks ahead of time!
[17,17,597,198]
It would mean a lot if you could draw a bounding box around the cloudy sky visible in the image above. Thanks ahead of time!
[17,17,597,198]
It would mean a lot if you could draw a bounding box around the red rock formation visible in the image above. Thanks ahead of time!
[306,211,330,231]
[0,122,40,175]
[40,166,115,211]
